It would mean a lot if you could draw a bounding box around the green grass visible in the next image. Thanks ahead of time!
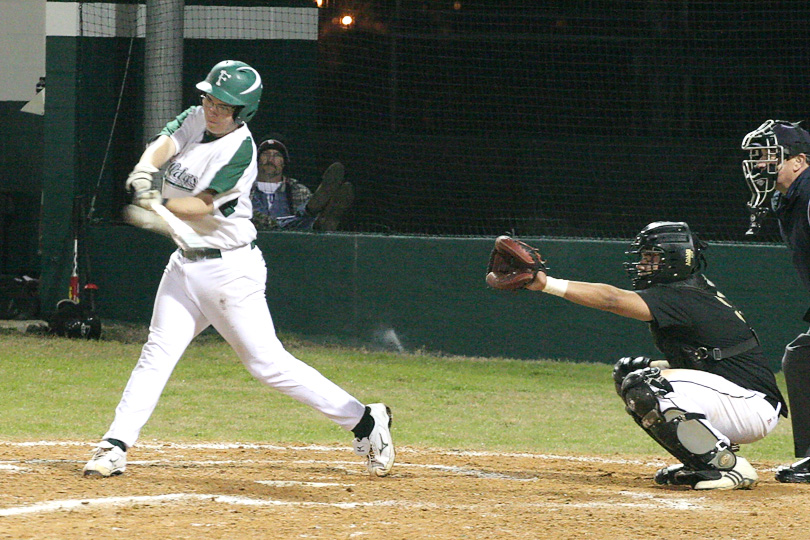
[0,326,794,461]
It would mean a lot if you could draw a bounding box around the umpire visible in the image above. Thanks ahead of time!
[742,119,810,482]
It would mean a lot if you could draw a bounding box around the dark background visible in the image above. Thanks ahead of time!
[306,0,808,240]
[4,0,809,282]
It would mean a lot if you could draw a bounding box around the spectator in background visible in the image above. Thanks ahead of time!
[250,135,354,232]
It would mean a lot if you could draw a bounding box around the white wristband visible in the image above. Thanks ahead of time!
[542,276,569,297]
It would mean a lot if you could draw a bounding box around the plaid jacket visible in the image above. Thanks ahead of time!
[250,177,313,230]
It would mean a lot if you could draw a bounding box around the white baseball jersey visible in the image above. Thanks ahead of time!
[159,105,258,250]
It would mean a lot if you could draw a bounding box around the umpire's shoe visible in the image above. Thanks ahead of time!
[352,403,395,477]
[82,440,126,477]
[776,456,810,483]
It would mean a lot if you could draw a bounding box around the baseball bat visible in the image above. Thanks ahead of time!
[69,197,81,302]
[149,201,208,250]
[69,238,80,302]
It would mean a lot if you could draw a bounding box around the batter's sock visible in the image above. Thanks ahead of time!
[351,406,375,439]
[105,438,127,452]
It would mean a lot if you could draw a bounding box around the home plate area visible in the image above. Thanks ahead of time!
[0,441,808,540]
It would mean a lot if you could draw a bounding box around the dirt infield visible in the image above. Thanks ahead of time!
[1,441,808,540]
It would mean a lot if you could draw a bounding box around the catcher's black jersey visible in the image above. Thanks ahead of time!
[637,274,787,416]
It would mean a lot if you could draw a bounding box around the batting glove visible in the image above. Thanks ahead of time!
[125,163,159,194]
[133,189,162,210]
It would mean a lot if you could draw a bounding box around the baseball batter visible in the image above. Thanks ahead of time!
[83,60,394,478]
[486,222,786,490]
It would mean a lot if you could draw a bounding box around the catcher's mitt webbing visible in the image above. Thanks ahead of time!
[485,235,547,290]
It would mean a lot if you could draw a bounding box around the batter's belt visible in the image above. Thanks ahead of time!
[180,241,257,261]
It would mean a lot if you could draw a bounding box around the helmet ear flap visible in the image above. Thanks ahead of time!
[232,105,245,121]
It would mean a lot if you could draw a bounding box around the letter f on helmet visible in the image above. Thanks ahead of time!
[215,70,232,86]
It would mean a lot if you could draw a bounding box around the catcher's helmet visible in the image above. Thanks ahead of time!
[741,120,810,234]
[624,221,706,290]
[196,60,262,123]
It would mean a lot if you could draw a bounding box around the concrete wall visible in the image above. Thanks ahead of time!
[0,0,46,101]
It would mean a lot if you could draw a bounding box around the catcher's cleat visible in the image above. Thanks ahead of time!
[654,464,698,486]
[307,162,345,214]
[352,403,395,477]
[775,456,810,483]
[82,440,126,477]
[692,457,758,490]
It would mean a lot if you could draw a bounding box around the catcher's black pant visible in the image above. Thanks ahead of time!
[783,330,810,458]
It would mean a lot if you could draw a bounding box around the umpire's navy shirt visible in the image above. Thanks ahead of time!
[775,167,810,297]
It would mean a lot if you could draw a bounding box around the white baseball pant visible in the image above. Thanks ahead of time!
[103,244,366,447]
[659,369,780,446]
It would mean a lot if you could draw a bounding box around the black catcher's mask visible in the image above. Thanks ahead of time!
[741,119,810,235]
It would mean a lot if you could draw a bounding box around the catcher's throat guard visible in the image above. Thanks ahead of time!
[485,235,547,290]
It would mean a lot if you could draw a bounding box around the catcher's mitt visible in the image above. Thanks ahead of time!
[485,235,547,290]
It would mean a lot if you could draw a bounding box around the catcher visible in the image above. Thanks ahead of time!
[486,221,786,490]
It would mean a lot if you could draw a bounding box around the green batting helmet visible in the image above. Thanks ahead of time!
[196,60,262,123]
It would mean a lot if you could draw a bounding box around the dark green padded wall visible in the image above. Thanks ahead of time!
[40,37,80,307]
[86,225,804,372]
[0,102,43,276]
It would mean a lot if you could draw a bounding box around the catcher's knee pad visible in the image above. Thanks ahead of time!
[612,356,651,396]
[620,367,672,424]
[620,368,735,472]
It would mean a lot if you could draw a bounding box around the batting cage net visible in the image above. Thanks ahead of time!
[77,0,810,242]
